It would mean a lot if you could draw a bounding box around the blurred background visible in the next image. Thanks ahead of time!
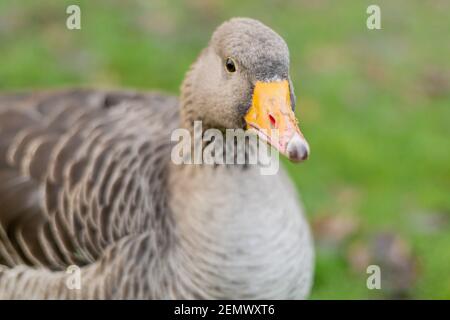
[0,0,449,299]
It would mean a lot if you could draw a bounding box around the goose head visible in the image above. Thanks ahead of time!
[180,17,309,162]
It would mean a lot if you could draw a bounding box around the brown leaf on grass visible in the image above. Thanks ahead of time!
[135,1,177,37]
[346,241,371,273]
[313,186,362,246]
[420,67,450,99]
[364,58,389,85]
[408,210,450,235]
[0,5,24,35]
[347,232,419,299]
[305,45,349,74]
[186,0,223,23]
[312,214,360,246]
[333,186,362,211]
[373,232,419,298]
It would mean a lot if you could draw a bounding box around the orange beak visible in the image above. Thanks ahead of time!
[244,80,309,162]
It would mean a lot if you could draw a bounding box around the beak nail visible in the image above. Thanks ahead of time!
[286,133,309,162]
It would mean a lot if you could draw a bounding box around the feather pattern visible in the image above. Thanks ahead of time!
[0,90,182,298]
[0,88,313,299]
[0,18,314,299]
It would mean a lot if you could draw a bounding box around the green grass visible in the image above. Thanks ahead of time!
[0,0,449,299]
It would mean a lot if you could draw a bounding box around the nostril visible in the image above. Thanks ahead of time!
[268,114,277,128]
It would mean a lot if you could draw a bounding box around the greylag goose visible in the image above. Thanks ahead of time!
[0,17,313,299]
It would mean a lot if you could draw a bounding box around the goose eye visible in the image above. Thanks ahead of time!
[225,58,237,73]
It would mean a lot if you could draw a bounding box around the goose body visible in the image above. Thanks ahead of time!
[0,18,314,299]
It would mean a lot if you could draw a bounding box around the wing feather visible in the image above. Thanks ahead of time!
[0,89,179,270]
